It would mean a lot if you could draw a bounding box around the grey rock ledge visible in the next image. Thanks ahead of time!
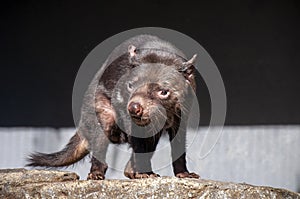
[0,169,299,199]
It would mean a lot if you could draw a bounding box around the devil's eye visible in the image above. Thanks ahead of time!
[127,82,133,91]
[158,89,170,99]
[160,90,169,95]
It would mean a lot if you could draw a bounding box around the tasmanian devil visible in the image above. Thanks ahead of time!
[26,34,200,180]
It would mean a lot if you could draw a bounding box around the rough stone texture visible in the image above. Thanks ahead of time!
[0,169,299,199]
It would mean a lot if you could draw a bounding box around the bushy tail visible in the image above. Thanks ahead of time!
[26,132,89,167]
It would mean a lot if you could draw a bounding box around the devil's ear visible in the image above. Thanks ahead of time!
[128,45,139,66]
[128,45,137,57]
[178,54,197,84]
[181,54,197,73]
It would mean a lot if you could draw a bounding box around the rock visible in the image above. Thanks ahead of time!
[0,169,299,199]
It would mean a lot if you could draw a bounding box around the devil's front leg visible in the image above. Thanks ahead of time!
[87,129,110,180]
[167,115,200,178]
[87,92,118,180]
[88,153,108,180]
[124,133,161,179]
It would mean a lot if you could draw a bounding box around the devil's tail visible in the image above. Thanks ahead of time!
[26,132,89,167]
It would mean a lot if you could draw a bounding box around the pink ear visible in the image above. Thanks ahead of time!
[128,45,137,57]
[183,54,197,67]
[178,54,197,89]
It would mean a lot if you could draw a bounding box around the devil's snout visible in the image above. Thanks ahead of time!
[128,102,143,117]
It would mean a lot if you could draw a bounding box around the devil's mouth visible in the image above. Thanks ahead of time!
[131,115,142,120]
[130,115,150,126]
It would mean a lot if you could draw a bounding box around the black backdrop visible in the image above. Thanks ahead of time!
[1,1,300,127]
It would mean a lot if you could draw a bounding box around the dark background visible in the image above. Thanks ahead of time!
[1,1,299,127]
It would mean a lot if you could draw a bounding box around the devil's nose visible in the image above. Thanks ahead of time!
[128,102,143,116]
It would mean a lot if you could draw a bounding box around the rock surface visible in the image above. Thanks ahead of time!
[0,169,299,198]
